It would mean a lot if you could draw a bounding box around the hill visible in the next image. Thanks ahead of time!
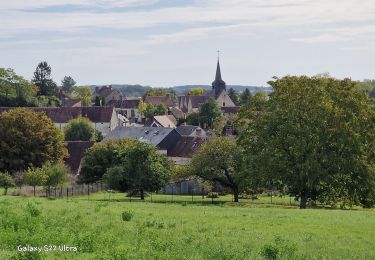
[90,84,272,97]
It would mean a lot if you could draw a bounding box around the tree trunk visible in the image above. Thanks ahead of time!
[233,186,239,202]
[300,192,307,209]
[140,189,144,200]
[4,187,8,195]
[33,186,36,197]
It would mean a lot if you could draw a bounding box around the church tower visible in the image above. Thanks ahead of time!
[212,58,226,97]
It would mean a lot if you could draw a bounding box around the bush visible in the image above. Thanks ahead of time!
[261,244,279,260]
[206,192,219,198]
[26,203,41,217]
[121,211,133,222]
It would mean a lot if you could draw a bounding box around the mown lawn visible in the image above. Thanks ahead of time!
[0,192,374,259]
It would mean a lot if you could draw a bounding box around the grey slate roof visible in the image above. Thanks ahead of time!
[104,126,180,150]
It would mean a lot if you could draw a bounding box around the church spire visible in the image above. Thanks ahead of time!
[212,51,226,97]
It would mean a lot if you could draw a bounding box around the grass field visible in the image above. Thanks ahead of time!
[0,192,374,259]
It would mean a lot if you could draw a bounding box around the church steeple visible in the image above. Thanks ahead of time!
[212,54,226,97]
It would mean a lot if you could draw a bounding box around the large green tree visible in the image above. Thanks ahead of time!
[64,116,95,141]
[239,76,375,209]
[199,98,222,128]
[72,86,92,106]
[61,76,76,93]
[0,108,66,173]
[104,139,171,199]
[189,137,243,202]
[32,61,58,96]
[0,68,36,106]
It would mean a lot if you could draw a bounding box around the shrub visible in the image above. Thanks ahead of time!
[206,192,219,198]
[121,211,133,222]
[26,203,41,217]
[261,244,279,260]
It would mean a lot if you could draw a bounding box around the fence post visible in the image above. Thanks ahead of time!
[211,188,214,204]
[66,187,69,200]
[54,187,57,197]
[171,186,174,202]
[191,189,194,202]
[87,184,90,200]
[150,192,152,202]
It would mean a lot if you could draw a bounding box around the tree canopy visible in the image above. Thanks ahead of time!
[238,76,375,208]
[186,88,204,96]
[32,61,58,96]
[199,98,223,128]
[64,116,95,141]
[61,76,76,93]
[72,86,92,106]
[0,108,66,173]
[189,137,243,202]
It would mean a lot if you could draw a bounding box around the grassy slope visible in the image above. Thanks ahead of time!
[0,193,374,260]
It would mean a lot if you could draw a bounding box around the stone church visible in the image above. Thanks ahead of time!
[178,59,236,114]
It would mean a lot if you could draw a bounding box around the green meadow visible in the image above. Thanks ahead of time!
[0,192,374,259]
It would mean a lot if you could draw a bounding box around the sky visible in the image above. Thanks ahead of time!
[0,0,374,87]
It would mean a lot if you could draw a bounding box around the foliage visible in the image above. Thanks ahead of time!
[185,88,204,96]
[32,61,58,96]
[0,108,66,173]
[238,76,375,208]
[228,88,239,105]
[189,137,243,202]
[0,68,36,107]
[0,172,15,195]
[144,88,167,96]
[206,192,219,198]
[64,116,95,141]
[143,103,168,118]
[23,168,47,196]
[137,100,147,116]
[198,98,222,128]
[103,139,172,199]
[42,162,68,190]
[212,115,227,136]
[35,95,61,107]
[61,76,76,93]
[186,112,199,126]
[121,211,134,222]
[72,86,92,106]
[240,88,251,105]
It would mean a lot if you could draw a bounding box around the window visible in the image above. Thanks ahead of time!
[223,102,226,107]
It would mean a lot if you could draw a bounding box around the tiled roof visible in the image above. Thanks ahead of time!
[153,115,177,128]
[107,99,140,109]
[0,107,115,123]
[176,125,206,136]
[65,141,95,173]
[168,136,207,158]
[144,96,174,106]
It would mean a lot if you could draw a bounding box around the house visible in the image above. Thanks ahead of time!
[65,141,95,173]
[0,106,121,137]
[104,126,180,154]
[175,125,206,137]
[107,99,141,123]
[168,135,207,159]
[62,99,82,107]
[144,95,175,107]
[146,115,177,128]
[94,85,122,105]
[178,59,237,114]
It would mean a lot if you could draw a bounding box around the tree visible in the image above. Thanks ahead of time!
[0,68,36,106]
[23,167,47,196]
[32,61,58,96]
[239,76,375,209]
[370,87,375,98]
[155,104,168,115]
[199,98,222,128]
[0,172,15,195]
[143,103,156,118]
[42,162,68,197]
[104,140,171,199]
[228,88,239,105]
[186,88,204,96]
[186,112,199,126]
[212,115,228,136]
[0,108,66,173]
[189,137,243,202]
[138,100,147,117]
[240,88,251,105]
[61,76,76,93]
[72,86,92,106]
[79,139,131,184]
[64,116,95,141]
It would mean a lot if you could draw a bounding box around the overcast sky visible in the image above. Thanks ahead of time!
[1,0,374,87]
